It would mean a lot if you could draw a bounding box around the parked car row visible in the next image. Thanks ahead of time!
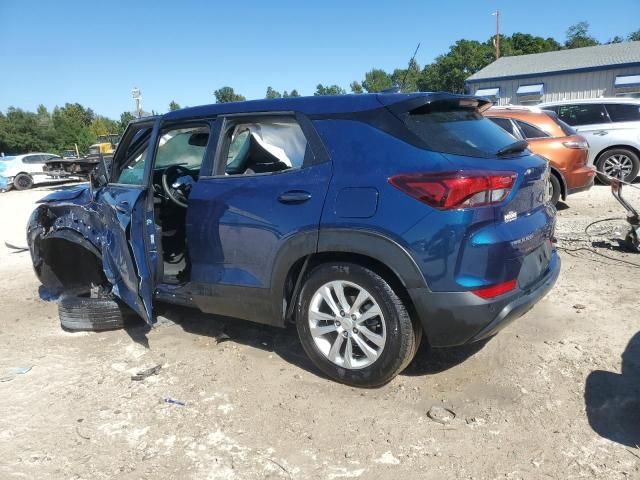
[0,150,109,191]
[482,97,640,205]
[540,98,640,185]
[0,153,63,191]
[484,106,595,205]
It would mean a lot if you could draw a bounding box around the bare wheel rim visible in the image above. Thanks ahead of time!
[308,280,386,370]
[603,154,633,179]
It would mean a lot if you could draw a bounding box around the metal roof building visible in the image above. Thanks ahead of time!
[466,41,640,105]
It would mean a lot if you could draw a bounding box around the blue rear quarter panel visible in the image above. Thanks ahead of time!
[314,118,555,293]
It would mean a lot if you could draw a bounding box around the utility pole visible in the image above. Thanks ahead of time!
[492,10,501,60]
[131,87,142,118]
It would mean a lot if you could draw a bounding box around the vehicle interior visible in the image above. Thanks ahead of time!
[223,118,307,175]
[152,126,210,284]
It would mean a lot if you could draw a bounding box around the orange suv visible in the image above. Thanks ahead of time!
[485,106,595,205]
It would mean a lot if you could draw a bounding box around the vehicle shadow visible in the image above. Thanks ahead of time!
[124,304,491,381]
[124,303,321,377]
[584,331,640,448]
[402,337,491,376]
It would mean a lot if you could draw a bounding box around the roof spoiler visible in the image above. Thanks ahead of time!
[380,93,493,116]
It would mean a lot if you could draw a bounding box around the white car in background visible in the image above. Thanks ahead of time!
[0,153,62,190]
[539,98,640,184]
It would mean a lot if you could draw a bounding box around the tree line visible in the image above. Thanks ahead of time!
[216,23,640,101]
[2,22,638,155]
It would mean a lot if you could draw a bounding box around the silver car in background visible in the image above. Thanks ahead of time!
[539,98,640,183]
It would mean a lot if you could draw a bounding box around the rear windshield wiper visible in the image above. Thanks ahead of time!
[496,140,529,157]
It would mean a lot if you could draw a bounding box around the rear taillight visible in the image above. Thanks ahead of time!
[472,279,517,299]
[562,139,589,149]
[389,171,517,210]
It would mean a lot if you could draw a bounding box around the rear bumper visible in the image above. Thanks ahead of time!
[408,251,560,347]
[566,166,596,195]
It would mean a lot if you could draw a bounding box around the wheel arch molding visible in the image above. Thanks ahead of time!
[315,228,427,290]
[270,228,428,327]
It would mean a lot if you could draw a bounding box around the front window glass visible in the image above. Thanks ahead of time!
[489,117,520,138]
[114,126,152,185]
[401,102,518,158]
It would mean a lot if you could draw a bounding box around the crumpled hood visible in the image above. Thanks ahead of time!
[37,185,91,204]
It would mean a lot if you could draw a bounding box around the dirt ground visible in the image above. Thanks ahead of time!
[0,181,639,480]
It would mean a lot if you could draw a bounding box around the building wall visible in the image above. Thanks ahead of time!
[468,65,640,105]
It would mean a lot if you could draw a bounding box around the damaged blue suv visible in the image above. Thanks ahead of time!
[27,93,560,386]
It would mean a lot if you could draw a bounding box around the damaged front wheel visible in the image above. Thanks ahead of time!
[58,290,140,332]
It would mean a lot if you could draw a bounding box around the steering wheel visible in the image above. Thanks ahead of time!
[162,165,194,208]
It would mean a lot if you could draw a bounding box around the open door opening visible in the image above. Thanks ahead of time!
[149,124,211,285]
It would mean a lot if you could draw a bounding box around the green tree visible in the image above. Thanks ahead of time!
[565,22,599,49]
[418,40,494,93]
[51,103,96,153]
[288,89,300,97]
[391,58,421,92]
[265,86,282,99]
[90,116,119,138]
[314,84,346,96]
[350,81,364,94]
[169,101,181,111]
[629,30,640,42]
[119,111,136,134]
[214,86,246,103]
[0,107,53,153]
[362,69,393,93]
[499,33,561,56]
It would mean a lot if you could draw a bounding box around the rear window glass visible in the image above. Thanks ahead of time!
[543,111,576,136]
[400,103,518,158]
[555,104,609,126]
[515,120,550,139]
[605,103,640,123]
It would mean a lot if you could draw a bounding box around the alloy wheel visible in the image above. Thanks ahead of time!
[308,281,386,370]
[603,154,633,180]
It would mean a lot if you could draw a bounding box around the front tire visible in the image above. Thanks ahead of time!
[58,291,139,332]
[596,149,639,184]
[13,173,34,190]
[296,263,416,387]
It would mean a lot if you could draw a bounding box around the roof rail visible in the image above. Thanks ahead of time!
[488,104,543,113]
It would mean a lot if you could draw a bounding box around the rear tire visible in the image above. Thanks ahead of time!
[296,262,416,387]
[596,148,639,184]
[13,173,34,190]
[58,291,139,332]
[549,174,561,206]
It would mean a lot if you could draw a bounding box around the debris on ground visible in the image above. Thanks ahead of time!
[131,364,162,381]
[573,304,587,310]
[427,405,456,425]
[164,397,186,407]
[214,331,231,344]
[0,366,32,382]
[4,242,29,253]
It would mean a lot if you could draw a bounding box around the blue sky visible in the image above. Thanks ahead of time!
[1,0,639,119]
